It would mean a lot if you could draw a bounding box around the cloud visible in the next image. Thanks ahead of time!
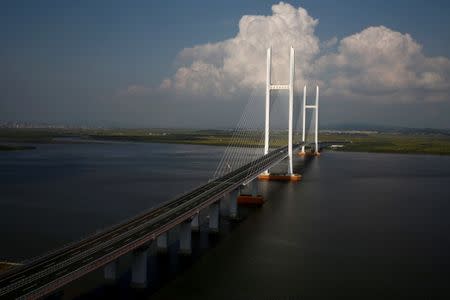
[322,36,338,49]
[158,2,449,103]
[162,2,320,97]
[316,26,450,102]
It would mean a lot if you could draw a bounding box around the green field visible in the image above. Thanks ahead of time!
[320,132,450,155]
[1,128,450,155]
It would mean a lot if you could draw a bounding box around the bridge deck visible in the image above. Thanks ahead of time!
[0,144,302,299]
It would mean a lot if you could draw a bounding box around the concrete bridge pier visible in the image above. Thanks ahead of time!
[251,180,259,196]
[131,245,149,288]
[157,233,168,253]
[229,189,239,219]
[191,213,199,232]
[104,260,118,282]
[236,181,264,205]
[209,201,220,233]
[179,219,192,255]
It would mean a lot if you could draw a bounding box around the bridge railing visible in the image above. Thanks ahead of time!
[1,144,306,298]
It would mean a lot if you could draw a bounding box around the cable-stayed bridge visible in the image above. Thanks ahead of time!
[0,47,321,299]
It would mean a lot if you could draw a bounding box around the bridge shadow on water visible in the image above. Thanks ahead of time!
[58,155,315,300]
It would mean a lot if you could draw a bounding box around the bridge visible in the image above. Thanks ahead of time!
[0,47,321,299]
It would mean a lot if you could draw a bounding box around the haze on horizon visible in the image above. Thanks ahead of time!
[1,0,450,129]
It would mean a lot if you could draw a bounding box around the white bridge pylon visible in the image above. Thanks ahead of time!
[263,47,319,176]
[301,85,320,155]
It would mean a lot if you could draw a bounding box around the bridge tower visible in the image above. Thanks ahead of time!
[301,85,320,155]
[263,46,296,175]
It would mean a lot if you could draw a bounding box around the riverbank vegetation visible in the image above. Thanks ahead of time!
[1,128,450,155]
[320,132,450,155]
[0,144,36,151]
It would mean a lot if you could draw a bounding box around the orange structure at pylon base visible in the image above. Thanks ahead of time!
[297,151,320,157]
[258,173,302,182]
[237,195,264,206]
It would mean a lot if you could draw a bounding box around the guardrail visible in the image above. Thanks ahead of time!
[1,144,302,299]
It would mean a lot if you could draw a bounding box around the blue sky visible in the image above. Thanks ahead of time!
[1,1,450,128]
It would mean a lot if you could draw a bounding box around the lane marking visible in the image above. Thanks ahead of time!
[55,268,68,277]
[81,256,93,263]
[92,241,103,247]
[10,274,26,283]
[43,261,56,268]
[72,249,83,255]
[22,283,37,292]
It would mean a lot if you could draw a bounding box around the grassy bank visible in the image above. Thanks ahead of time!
[320,132,450,155]
[1,128,450,155]
[0,144,36,151]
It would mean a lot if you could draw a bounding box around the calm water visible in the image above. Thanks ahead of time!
[152,151,450,299]
[1,143,450,298]
[0,142,222,261]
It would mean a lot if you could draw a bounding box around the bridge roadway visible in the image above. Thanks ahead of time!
[0,143,302,299]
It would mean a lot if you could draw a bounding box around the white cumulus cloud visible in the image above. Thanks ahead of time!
[159,2,450,103]
[162,2,320,97]
[316,26,450,102]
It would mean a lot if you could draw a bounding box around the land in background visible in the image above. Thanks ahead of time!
[1,127,450,155]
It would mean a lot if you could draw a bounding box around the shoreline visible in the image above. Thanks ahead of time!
[1,128,450,156]
[0,144,36,151]
[2,138,450,156]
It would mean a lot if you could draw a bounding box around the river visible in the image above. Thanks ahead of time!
[0,142,221,261]
[1,143,450,298]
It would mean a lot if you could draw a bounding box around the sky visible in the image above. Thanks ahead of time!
[1,0,450,129]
